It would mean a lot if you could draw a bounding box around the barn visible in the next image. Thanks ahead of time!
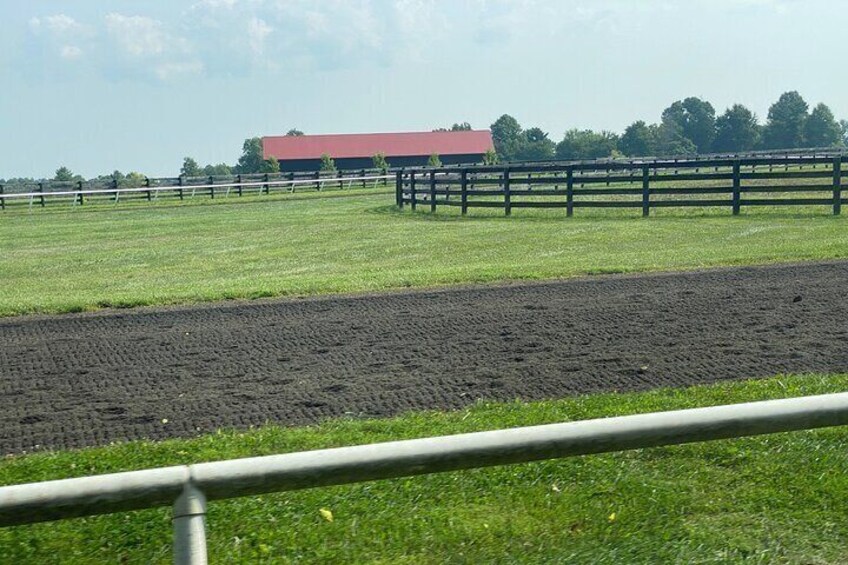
[262,130,494,172]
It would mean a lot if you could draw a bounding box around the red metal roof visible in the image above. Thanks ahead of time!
[262,130,494,161]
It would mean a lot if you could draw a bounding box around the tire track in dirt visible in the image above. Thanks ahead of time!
[1,261,847,454]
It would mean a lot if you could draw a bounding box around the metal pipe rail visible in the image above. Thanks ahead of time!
[0,174,394,201]
[2,392,847,564]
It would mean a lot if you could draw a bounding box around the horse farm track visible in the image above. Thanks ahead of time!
[2,261,847,455]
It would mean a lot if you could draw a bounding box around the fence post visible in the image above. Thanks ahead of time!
[641,164,650,217]
[395,170,403,208]
[732,160,741,215]
[263,174,270,195]
[172,484,208,565]
[834,156,842,216]
[429,170,437,212]
[38,183,46,207]
[0,184,5,210]
[460,169,468,215]
[207,176,214,199]
[236,174,242,197]
[77,180,85,206]
[503,167,511,216]
[566,167,574,217]
[410,171,417,211]
[177,176,184,201]
[144,178,151,201]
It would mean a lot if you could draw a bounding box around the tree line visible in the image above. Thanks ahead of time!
[492,91,847,162]
[5,90,846,185]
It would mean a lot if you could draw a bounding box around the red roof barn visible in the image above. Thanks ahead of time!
[262,130,494,171]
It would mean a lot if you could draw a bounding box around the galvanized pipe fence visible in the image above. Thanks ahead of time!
[1,392,847,564]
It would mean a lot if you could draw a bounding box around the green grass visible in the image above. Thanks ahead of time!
[1,191,847,316]
[2,373,847,563]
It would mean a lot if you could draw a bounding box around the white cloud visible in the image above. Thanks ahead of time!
[247,17,273,54]
[154,61,204,80]
[60,45,83,60]
[105,13,169,57]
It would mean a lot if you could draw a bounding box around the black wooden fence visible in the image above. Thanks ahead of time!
[396,154,846,216]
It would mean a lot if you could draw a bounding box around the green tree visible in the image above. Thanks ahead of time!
[451,122,472,131]
[619,121,657,157]
[655,117,697,156]
[427,153,442,167]
[259,157,280,174]
[181,157,201,177]
[841,120,848,146]
[713,104,760,152]
[490,114,523,161]
[555,129,619,161]
[372,152,390,171]
[514,127,555,161]
[202,163,233,176]
[661,97,716,153]
[236,137,265,174]
[482,147,498,165]
[286,129,304,136]
[123,172,147,188]
[761,91,809,149]
[320,154,337,173]
[54,166,74,182]
[803,103,842,147]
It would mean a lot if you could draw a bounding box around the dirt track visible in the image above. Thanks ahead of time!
[2,262,848,454]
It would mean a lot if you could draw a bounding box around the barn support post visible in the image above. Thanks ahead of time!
[395,170,403,208]
[566,167,574,217]
[732,160,741,215]
[833,156,842,216]
[460,169,468,215]
[429,170,437,213]
[503,167,511,216]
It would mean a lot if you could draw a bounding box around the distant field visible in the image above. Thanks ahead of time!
[1,190,847,316]
[2,373,847,563]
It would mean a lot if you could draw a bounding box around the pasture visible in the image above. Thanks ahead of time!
[1,374,847,563]
[1,189,847,317]
[2,186,848,563]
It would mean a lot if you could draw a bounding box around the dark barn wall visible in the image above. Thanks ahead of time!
[278,154,485,172]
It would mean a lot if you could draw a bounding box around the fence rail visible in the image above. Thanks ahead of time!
[1,393,847,564]
[0,170,392,211]
[396,154,846,216]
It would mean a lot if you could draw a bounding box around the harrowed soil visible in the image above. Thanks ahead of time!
[2,261,847,454]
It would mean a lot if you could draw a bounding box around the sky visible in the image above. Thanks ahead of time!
[0,0,844,179]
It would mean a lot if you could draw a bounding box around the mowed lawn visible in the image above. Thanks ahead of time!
[1,191,847,316]
[1,374,847,564]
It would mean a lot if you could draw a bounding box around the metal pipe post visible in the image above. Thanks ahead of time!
[173,484,208,565]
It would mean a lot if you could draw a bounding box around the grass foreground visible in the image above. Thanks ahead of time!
[1,373,847,563]
[1,192,847,316]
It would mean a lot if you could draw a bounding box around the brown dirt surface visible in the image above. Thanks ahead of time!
[2,261,848,454]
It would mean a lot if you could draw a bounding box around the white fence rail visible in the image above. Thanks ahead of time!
[2,392,847,564]
[0,174,394,209]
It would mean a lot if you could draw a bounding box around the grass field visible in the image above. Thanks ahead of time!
[1,190,847,316]
[1,373,847,564]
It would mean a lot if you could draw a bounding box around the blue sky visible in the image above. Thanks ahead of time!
[0,0,843,178]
